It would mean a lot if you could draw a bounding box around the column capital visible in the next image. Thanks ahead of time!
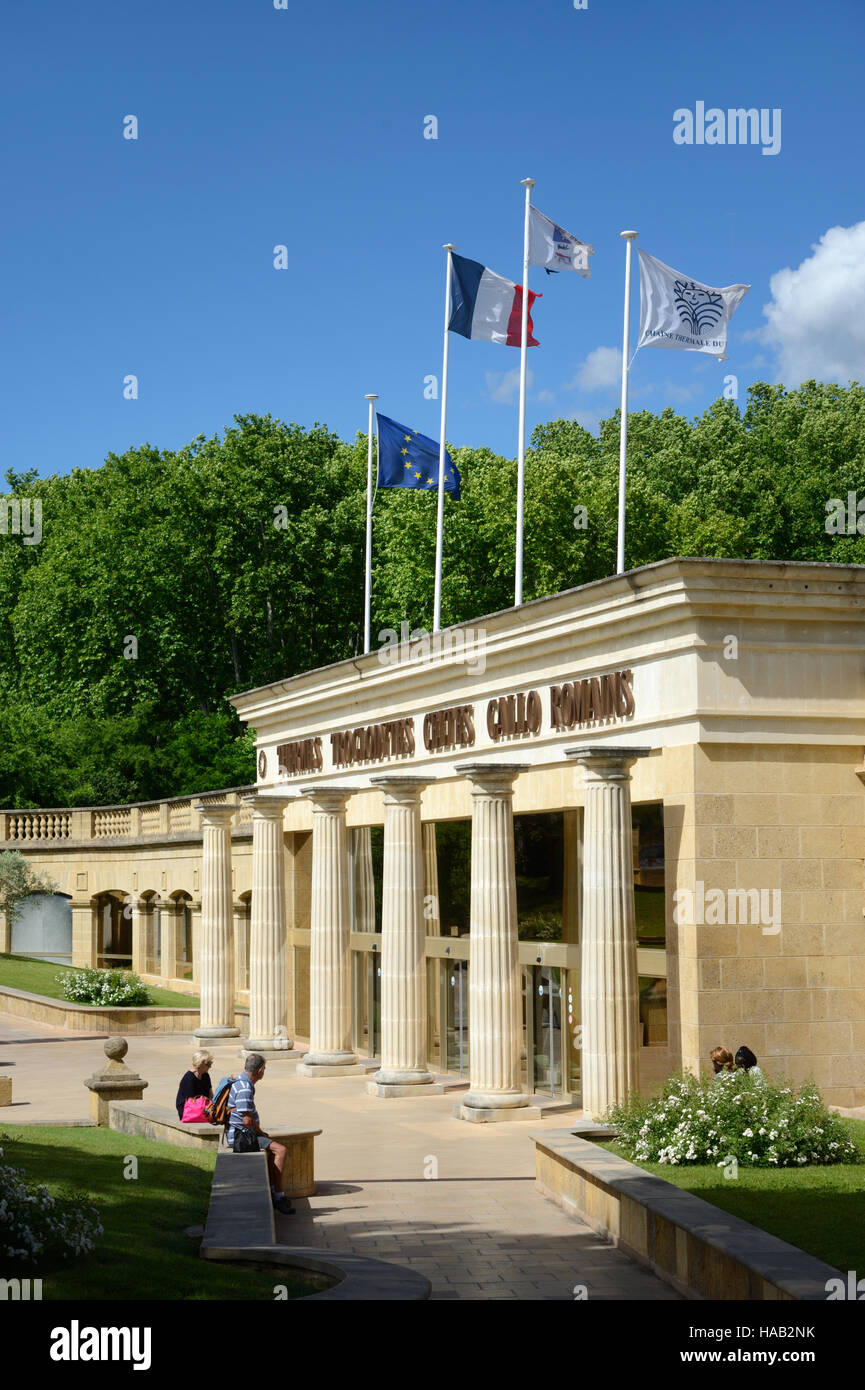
[566,746,652,782]
[193,801,237,826]
[369,775,433,804]
[240,793,292,821]
[300,785,354,811]
[455,762,529,795]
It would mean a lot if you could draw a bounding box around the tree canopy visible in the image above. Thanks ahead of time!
[2,380,863,807]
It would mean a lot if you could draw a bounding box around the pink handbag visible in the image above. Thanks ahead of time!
[182,1096,209,1123]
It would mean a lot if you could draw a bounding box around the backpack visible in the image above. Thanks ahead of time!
[205,1075,235,1128]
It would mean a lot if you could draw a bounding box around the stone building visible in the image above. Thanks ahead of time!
[4,557,864,1112]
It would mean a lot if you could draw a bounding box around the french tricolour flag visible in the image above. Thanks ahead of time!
[448,252,540,346]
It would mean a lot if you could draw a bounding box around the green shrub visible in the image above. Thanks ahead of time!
[55,967,152,1007]
[607,1070,859,1168]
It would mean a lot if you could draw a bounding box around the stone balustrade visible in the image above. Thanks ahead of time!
[0,786,255,846]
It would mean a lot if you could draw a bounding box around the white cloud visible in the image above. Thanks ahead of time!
[534,388,555,403]
[566,346,622,392]
[762,222,865,386]
[485,367,533,404]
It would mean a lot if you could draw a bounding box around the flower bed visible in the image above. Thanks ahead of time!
[55,966,152,1007]
[607,1070,858,1168]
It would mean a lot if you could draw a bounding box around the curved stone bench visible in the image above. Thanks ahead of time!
[533,1129,844,1301]
[209,1245,431,1301]
[201,1151,429,1300]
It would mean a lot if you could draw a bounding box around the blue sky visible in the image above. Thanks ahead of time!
[2,0,863,478]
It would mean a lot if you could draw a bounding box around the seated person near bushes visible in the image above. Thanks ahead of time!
[175,1049,214,1120]
[735,1045,763,1077]
[710,1045,735,1079]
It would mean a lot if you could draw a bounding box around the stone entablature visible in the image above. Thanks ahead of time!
[233,559,865,827]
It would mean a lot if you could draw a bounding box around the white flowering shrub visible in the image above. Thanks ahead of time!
[0,1138,102,1266]
[55,967,151,1007]
[607,1070,859,1168]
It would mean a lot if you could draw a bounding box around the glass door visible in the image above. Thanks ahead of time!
[368,951,382,1060]
[446,960,469,1076]
[531,964,563,1096]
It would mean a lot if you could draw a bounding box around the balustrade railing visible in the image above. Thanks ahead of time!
[2,786,255,845]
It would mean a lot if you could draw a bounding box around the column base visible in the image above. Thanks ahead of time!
[454,1101,545,1124]
[373,1067,436,1087]
[238,1043,303,1063]
[193,1026,240,1040]
[367,1080,445,1098]
[296,1062,368,1078]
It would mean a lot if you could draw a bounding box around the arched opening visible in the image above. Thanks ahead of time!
[235,892,251,993]
[167,891,193,982]
[94,891,131,969]
[10,892,73,965]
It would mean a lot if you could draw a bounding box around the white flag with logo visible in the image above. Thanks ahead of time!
[637,249,749,360]
[528,205,593,278]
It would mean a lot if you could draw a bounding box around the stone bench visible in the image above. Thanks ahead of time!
[200,1156,431,1299]
[533,1129,844,1301]
[201,1150,275,1257]
[108,1100,322,1197]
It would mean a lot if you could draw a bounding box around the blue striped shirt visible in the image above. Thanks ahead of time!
[226,1072,259,1141]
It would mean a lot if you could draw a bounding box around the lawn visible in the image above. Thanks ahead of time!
[0,1124,321,1300]
[598,1117,865,1274]
[0,952,200,1008]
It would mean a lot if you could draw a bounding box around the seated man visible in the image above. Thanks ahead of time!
[227,1053,294,1215]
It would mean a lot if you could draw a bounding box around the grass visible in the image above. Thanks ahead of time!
[598,1118,865,1274]
[0,1124,322,1300]
[0,952,200,1008]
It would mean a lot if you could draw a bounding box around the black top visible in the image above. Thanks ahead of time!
[175,1070,212,1119]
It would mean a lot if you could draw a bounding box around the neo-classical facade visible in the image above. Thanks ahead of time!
[4,557,865,1113]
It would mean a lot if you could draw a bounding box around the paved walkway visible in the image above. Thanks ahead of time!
[0,1013,678,1301]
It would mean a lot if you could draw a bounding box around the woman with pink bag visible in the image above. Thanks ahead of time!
[176,1049,214,1121]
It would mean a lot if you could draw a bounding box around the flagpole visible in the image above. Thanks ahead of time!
[515,177,535,608]
[363,392,378,653]
[433,243,455,634]
[617,230,638,575]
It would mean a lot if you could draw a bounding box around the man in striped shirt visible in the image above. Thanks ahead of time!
[227,1054,294,1215]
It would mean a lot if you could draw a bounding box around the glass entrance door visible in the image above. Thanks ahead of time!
[446,960,469,1076]
[353,949,382,1058]
[529,964,563,1096]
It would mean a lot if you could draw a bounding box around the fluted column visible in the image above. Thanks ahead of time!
[193,803,239,1040]
[456,762,536,1122]
[350,826,376,932]
[566,747,651,1119]
[296,787,364,1076]
[367,778,443,1097]
[242,794,293,1058]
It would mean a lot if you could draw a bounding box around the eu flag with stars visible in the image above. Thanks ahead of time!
[376,414,460,499]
